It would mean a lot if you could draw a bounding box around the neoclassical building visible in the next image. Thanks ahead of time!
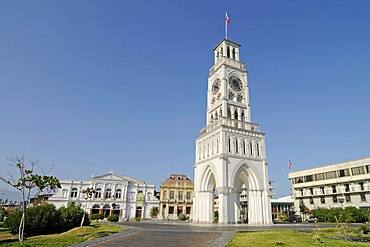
[289,157,370,212]
[159,174,194,220]
[49,172,159,220]
[193,38,272,225]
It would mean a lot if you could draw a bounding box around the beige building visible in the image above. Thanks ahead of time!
[288,157,370,213]
[159,174,194,220]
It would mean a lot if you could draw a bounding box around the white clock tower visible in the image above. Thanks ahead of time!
[193,39,272,225]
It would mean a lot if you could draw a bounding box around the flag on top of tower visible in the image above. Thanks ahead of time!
[225,12,230,25]
[288,160,292,170]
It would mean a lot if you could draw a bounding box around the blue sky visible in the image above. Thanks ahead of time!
[1,1,369,198]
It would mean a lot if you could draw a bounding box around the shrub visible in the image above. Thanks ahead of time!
[358,225,370,234]
[311,207,369,223]
[135,217,140,222]
[58,202,89,232]
[107,214,119,222]
[4,204,61,236]
[178,214,187,221]
[91,214,104,221]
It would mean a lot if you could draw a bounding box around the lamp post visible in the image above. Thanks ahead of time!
[80,187,95,227]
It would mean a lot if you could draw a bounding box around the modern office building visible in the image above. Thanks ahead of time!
[159,174,194,220]
[49,171,159,220]
[288,157,370,213]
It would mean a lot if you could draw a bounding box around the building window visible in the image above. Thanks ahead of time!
[105,188,112,198]
[300,189,303,196]
[250,142,253,156]
[147,192,152,200]
[309,188,314,195]
[315,173,325,181]
[115,189,122,199]
[235,140,239,153]
[169,206,174,214]
[360,193,366,202]
[338,169,350,177]
[295,177,303,184]
[345,195,351,202]
[332,195,338,203]
[186,191,191,200]
[170,191,174,200]
[309,197,314,204]
[228,138,232,153]
[344,184,350,192]
[178,191,183,200]
[186,207,191,214]
[320,197,325,204]
[305,175,313,182]
[95,188,102,198]
[359,182,364,191]
[366,165,370,173]
[70,188,78,198]
[352,166,365,175]
[320,187,325,194]
[163,190,167,199]
[325,171,337,179]
[332,185,337,193]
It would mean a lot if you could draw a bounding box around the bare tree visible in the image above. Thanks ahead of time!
[0,156,61,244]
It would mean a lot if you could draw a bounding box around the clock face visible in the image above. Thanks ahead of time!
[229,76,243,91]
[212,79,220,95]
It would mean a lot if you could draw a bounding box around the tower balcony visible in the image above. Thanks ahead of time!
[199,117,259,136]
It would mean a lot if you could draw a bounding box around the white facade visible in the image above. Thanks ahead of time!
[49,172,159,220]
[193,39,272,225]
[288,157,370,212]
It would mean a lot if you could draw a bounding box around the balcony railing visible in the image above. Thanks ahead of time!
[200,118,259,136]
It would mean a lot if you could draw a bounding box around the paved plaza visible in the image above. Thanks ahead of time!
[72,221,336,247]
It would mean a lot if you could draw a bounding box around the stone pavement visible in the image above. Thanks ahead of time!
[71,221,335,247]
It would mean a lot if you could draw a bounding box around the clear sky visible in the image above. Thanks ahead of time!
[1,1,369,198]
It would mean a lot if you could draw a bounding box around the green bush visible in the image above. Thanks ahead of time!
[135,217,140,222]
[4,204,61,236]
[91,214,104,221]
[178,214,187,221]
[357,225,370,234]
[4,202,89,236]
[107,214,119,222]
[58,202,90,232]
[311,207,368,223]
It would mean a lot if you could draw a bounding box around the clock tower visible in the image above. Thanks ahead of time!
[193,39,272,225]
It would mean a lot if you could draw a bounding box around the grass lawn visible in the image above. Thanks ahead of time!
[0,222,125,247]
[227,228,370,247]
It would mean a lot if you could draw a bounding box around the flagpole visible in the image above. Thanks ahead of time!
[225,12,228,39]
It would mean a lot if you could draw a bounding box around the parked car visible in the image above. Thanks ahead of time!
[306,217,318,223]
[290,215,302,223]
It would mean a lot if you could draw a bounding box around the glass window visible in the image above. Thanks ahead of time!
[163,190,167,199]
[309,188,314,195]
[105,188,112,198]
[305,175,313,182]
[186,191,191,200]
[360,193,366,202]
[169,206,174,214]
[95,188,102,198]
[325,171,337,179]
[320,187,325,194]
[332,185,337,193]
[178,191,183,200]
[70,188,78,198]
[115,189,122,199]
[344,184,350,192]
[332,195,338,203]
[352,166,365,175]
[359,182,364,191]
[345,195,351,202]
[186,207,191,214]
[338,169,350,177]
[170,191,174,200]
[309,197,314,204]
[320,197,325,204]
[314,173,325,181]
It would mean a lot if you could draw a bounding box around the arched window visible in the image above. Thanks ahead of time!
[207,143,209,157]
[243,140,247,154]
[115,189,122,199]
[216,139,219,153]
[236,139,239,153]
[70,188,78,198]
[228,138,232,153]
[147,192,152,200]
[211,141,214,155]
[95,188,102,198]
[250,142,253,156]
[257,143,261,157]
[232,48,236,59]
[105,188,112,198]
[227,46,230,58]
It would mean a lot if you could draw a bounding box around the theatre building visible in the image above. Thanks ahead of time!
[288,157,370,212]
[49,172,159,220]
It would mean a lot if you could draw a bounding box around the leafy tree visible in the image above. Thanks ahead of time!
[0,156,61,244]
[150,206,159,218]
[59,202,89,232]
[107,214,119,222]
